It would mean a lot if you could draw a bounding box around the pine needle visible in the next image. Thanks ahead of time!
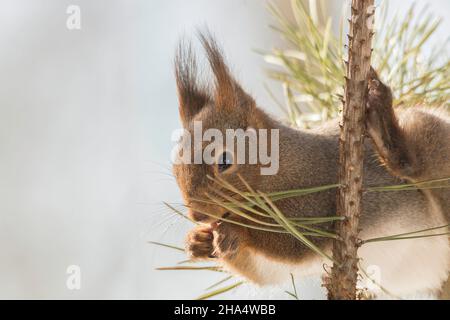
[156,265,223,272]
[148,241,185,252]
[205,275,235,291]
[285,273,300,300]
[265,0,449,128]
[196,281,244,300]
[361,224,450,244]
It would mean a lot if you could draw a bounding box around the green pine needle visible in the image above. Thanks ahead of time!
[285,273,299,300]
[265,0,449,128]
[148,241,185,252]
[196,281,245,300]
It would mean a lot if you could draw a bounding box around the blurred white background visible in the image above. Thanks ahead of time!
[0,0,448,299]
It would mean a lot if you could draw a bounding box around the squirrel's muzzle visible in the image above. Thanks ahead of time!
[187,209,210,222]
[187,209,229,223]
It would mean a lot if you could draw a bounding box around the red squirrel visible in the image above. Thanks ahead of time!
[172,33,450,298]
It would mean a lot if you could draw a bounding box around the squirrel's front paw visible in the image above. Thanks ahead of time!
[365,67,394,142]
[212,222,241,259]
[186,222,245,261]
[185,226,214,260]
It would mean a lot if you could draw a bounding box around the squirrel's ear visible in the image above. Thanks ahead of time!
[197,31,254,111]
[174,40,210,126]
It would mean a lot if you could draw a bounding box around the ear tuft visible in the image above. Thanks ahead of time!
[174,39,210,125]
[197,29,254,110]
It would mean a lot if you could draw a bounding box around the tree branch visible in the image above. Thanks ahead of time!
[325,0,375,300]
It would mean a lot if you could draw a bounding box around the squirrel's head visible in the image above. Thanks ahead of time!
[172,32,278,223]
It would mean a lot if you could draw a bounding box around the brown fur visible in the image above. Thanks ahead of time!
[173,33,450,297]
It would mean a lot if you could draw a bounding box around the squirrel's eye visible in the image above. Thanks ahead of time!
[217,151,234,173]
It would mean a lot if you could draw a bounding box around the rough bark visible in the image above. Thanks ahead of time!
[326,0,375,300]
